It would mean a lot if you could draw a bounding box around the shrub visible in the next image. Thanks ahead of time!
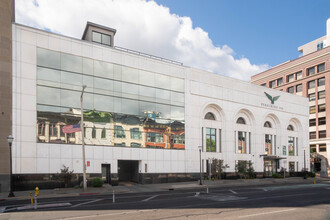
[58,165,74,188]
[308,172,316,177]
[91,177,103,187]
[272,173,279,178]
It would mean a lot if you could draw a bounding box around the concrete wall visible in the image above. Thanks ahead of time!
[0,0,13,192]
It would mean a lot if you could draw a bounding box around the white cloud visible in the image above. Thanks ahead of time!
[15,0,269,81]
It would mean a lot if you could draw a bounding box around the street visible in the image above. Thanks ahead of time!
[1,183,330,219]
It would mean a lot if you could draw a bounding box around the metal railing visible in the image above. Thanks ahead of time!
[114,46,183,66]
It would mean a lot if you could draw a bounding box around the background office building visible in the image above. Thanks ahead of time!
[0,0,309,191]
[251,18,330,176]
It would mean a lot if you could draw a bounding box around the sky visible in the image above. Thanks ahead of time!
[15,0,330,81]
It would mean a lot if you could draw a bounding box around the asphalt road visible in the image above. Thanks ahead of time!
[1,183,330,220]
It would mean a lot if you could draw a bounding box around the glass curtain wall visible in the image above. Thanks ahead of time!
[36,48,185,149]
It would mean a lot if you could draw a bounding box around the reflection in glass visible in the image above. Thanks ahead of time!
[94,60,113,78]
[61,53,82,73]
[37,48,61,69]
[36,49,185,150]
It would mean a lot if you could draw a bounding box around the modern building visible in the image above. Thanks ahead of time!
[251,18,330,176]
[0,0,309,191]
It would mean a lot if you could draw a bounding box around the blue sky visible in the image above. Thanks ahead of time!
[155,0,330,66]
[16,0,330,80]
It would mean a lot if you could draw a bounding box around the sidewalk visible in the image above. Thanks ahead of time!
[1,176,329,201]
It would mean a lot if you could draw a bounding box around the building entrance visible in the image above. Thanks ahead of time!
[101,164,111,184]
[118,160,139,183]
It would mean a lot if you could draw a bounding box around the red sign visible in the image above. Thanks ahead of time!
[87,161,90,167]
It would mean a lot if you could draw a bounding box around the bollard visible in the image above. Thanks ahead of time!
[34,195,37,210]
[206,187,209,194]
[34,186,39,210]
[112,190,115,203]
[30,192,33,205]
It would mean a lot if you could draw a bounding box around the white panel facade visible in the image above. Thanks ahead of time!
[12,24,309,184]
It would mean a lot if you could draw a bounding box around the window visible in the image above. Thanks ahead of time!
[92,127,96,139]
[264,121,272,128]
[317,77,325,86]
[101,128,106,139]
[261,83,266,87]
[171,134,185,144]
[114,125,126,138]
[296,84,302,92]
[287,125,294,131]
[318,104,326,112]
[277,78,283,86]
[130,142,141,148]
[317,42,324,51]
[269,80,276,88]
[309,119,316,127]
[307,67,315,76]
[310,106,316,114]
[49,123,58,137]
[130,128,142,140]
[309,93,315,101]
[319,144,327,152]
[318,117,326,125]
[317,63,325,73]
[146,132,164,143]
[204,112,215,120]
[236,117,246,124]
[318,90,325,99]
[287,86,294,94]
[287,74,294,82]
[310,145,316,153]
[92,31,111,46]
[265,134,272,155]
[114,142,126,147]
[38,122,45,136]
[238,131,246,154]
[319,130,326,138]
[307,80,315,89]
[206,128,216,152]
[288,137,295,156]
[289,162,295,172]
[309,132,316,139]
[296,71,302,80]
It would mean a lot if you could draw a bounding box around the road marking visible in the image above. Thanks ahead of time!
[325,188,330,190]
[142,195,159,202]
[17,203,72,210]
[0,206,6,213]
[62,209,157,220]
[263,188,268,191]
[238,208,296,218]
[71,199,103,208]
[229,190,237,194]
[195,192,200,197]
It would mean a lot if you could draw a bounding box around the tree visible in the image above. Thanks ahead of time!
[58,165,74,188]
[235,161,255,179]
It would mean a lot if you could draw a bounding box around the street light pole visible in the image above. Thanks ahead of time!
[81,85,87,191]
[7,135,14,197]
[199,146,202,185]
[303,147,306,179]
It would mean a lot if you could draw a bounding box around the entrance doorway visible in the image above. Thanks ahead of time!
[118,160,139,183]
[101,164,111,184]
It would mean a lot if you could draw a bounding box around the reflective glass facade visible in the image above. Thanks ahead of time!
[36,48,185,149]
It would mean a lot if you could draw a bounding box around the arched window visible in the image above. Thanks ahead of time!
[287,125,294,131]
[264,121,272,128]
[204,112,216,120]
[236,117,246,124]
